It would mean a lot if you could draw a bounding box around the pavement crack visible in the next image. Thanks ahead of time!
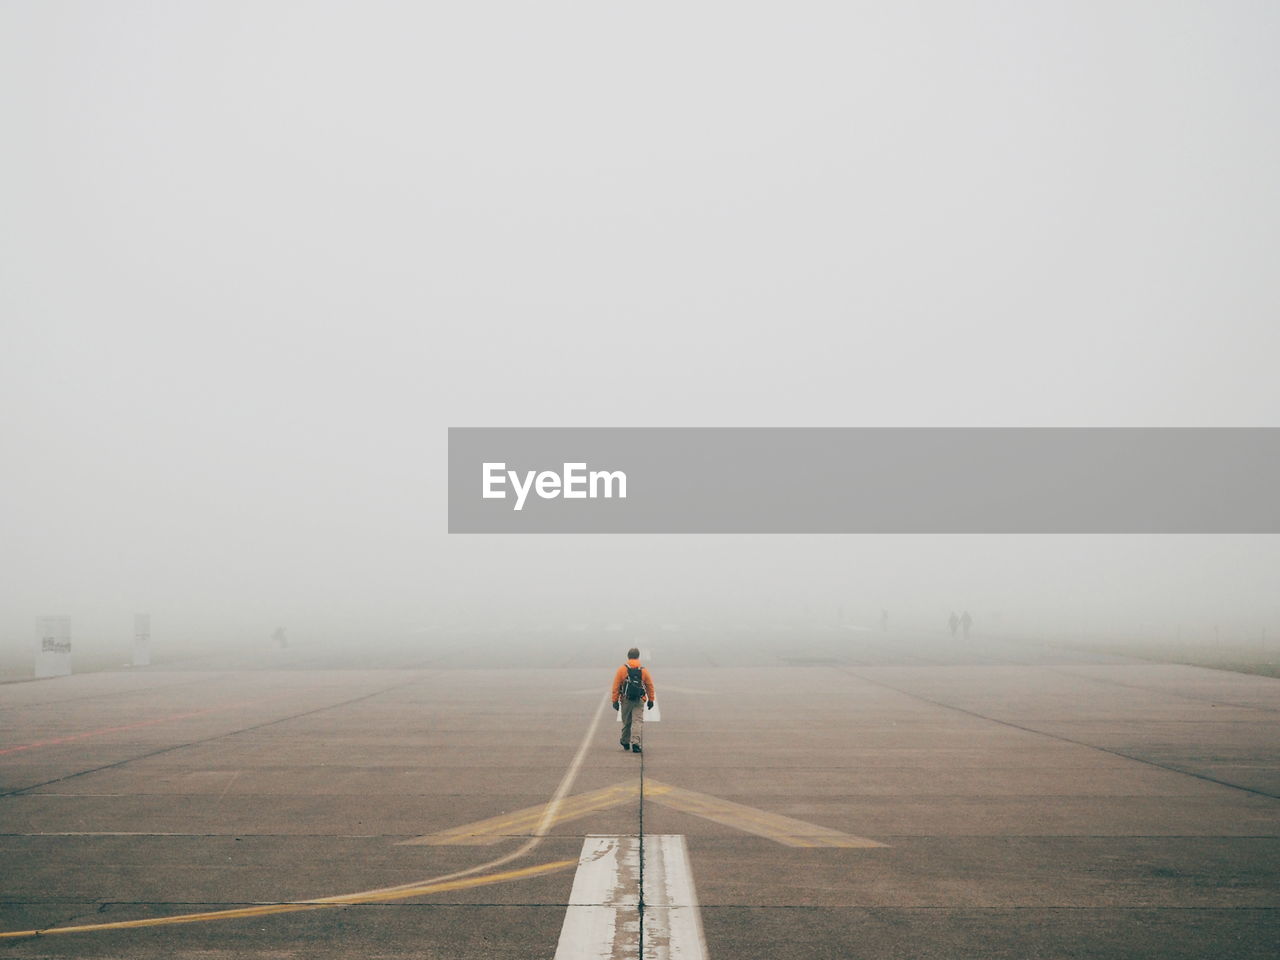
[638,742,645,959]
[839,668,1280,802]
[0,674,231,713]
[1043,665,1280,715]
[0,676,427,799]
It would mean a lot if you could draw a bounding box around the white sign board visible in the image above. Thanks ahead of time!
[617,701,661,722]
[35,616,72,678]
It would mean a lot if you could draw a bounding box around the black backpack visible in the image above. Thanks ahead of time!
[621,664,645,702]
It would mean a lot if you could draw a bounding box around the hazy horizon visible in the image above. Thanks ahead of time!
[4,2,1279,661]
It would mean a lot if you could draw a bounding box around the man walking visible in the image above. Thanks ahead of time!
[611,647,655,754]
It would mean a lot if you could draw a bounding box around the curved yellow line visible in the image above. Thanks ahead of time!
[0,858,576,939]
[2,699,611,942]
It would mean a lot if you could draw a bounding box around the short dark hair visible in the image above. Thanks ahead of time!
[627,647,640,659]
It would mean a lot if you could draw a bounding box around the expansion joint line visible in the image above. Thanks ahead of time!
[839,668,1280,802]
[0,676,431,799]
[638,745,646,958]
[0,697,607,940]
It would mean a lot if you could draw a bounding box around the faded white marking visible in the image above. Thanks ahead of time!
[643,835,708,960]
[553,835,707,960]
[554,835,640,960]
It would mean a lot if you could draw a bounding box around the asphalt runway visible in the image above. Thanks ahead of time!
[1,635,1277,958]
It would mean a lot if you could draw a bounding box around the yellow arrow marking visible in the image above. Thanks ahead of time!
[644,781,885,848]
[0,699,617,940]
[4,734,881,938]
[400,782,641,845]
[0,859,576,940]
[406,779,885,849]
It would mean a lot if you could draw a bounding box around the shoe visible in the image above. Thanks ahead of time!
[620,739,630,750]
[631,744,642,753]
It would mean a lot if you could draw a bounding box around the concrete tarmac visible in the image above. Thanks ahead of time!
[0,636,1276,958]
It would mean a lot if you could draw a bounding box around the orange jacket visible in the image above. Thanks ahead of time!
[611,659,655,703]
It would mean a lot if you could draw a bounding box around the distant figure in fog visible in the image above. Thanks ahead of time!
[611,647,655,754]
[881,609,889,633]
[272,626,288,649]
[948,612,960,638]
[961,611,973,640]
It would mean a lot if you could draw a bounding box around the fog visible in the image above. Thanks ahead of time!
[3,3,1279,669]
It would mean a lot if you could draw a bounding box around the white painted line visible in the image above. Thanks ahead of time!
[553,835,640,960]
[643,835,708,960]
[553,835,707,960]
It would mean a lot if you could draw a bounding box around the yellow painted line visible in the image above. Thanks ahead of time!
[401,782,640,846]
[0,858,576,939]
[402,784,635,845]
[1,701,616,941]
[645,780,887,849]
[404,777,885,850]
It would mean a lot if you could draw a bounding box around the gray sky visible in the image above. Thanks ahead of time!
[2,2,1278,645]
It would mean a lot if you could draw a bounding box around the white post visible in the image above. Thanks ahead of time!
[133,613,151,666]
[35,616,72,678]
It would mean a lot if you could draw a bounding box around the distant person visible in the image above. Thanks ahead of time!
[961,611,973,640]
[272,626,288,649]
[880,609,889,633]
[948,612,960,638]
[611,646,655,754]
